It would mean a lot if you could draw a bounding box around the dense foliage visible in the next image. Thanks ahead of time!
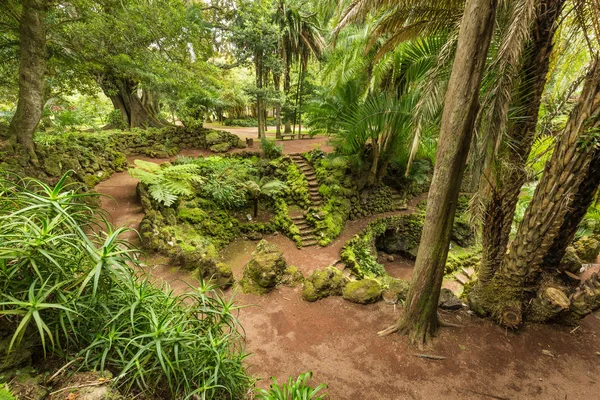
[0,172,250,398]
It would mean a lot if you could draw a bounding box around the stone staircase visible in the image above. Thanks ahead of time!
[289,153,325,247]
[291,214,319,247]
[290,153,324,207]
[390,190,408,211]
[454,266,475,286]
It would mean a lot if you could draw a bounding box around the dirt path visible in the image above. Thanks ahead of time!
[94,141,600,400]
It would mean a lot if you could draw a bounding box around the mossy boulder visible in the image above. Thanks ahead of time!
[281,265,305,287]
[242,240,286,292]
[201,261,234,289]
[206,131,223,145]
[342,279,382,304]
[210,142,231,153]
[382,278,410,303]
[572,236,600,262]
[302,266,347,302]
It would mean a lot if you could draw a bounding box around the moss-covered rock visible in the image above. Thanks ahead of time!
[210,142,231,153]
[302,266,347,302]
[281,265,305,287]
[241,240,286,292]
[342,279,382,304]
[572,236,600,262]
[383,278,410,302]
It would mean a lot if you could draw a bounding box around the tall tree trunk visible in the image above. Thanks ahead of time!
[274,73,282,138]
[297,62,304,139]
[256,54,265,139]
[8,0,47,165]
[283,63,292,134]
[379,0,499,346]
[479,0,564,283]
[471,59,600,327]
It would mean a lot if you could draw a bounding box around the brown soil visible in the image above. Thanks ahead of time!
[94,136,600,400]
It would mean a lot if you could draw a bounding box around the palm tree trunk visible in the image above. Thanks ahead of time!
[253,198,259,218]
[274,73,282,138]
[256,54,265,138]
[8,0,47,165]
[479,0,564,283]
[470,59,600,327]
[379,0,499,346]
[283,64,292,134]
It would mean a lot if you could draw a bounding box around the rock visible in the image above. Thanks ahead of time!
[281,265,305,287]
[205,131,222,145]
[302,266,347,302]
[10,372,48,400]
[246,231,263,241]
[386,255,395,262]
[559,247,583,274]
[343,279,382,304]
[573,236,600,263]
[0,334,35,378]
[242,240,286,292]
[48,371,123,400]
[210,142,231,153]
[204,261,234,289]
[438,288,462,310]
[541,349,555,358]
[385,278,410,302]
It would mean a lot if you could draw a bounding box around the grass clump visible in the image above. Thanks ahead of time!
[0,171,250,399]
[256,371,328,400]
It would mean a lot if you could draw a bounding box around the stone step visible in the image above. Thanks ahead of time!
[462,267,475,279]
[291,215,305,221]
[299,227,313,234]
[455,272,469,286]
[308,182,319,188]
[304,172,317,178]
[302,239,319,247]
[296,222,309,229]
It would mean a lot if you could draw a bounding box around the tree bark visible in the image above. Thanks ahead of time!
[379,0,499,345]
[8,0,47,165]
[472,58,600,327]
[479,0,564,283]
[273,73,282,138]
[255,54,265,139]
[283,62,293,134]
[100,75,164,129]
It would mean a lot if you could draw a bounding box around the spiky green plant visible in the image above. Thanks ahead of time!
[256,371,328,400]
[128,159,204,206]
[0,171,250,399]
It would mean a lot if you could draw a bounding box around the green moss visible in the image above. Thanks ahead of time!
[241,240,286,293]
[342,279,382,304]
[445,246,481,275]
[301,267,347,302]
[281,265,305,287]
[210,142,231,153]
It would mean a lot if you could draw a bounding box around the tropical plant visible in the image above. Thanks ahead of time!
[128,160,204,206]
[256,371,328,400]
[0,384,15,400]
[261,137,283,159]
[0,171,251,398]
[242,176,287,217]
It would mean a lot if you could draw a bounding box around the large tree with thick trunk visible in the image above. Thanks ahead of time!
[378,0,499,345]
[7,0,47,165]
[470,58,600,327]
[99,74,164,129]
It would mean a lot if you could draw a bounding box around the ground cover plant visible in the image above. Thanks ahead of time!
[0,171,250,398]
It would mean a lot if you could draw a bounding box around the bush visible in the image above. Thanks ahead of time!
[261,138,283,159]
[0,172,250,398]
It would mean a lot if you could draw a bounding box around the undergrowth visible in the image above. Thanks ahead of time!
[0,171,250,399]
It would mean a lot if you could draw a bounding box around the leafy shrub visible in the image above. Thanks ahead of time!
[0,172,250,398]
[129,159,204,206]
[256,371,327,400]
[191,156,257,209]
[106,108,127,129]
[261,137,283,159]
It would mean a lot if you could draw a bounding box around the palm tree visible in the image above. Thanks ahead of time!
[242,177,287,217]
[273,0,325,137]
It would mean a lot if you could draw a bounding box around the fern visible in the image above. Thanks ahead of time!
[128,160,204,206]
